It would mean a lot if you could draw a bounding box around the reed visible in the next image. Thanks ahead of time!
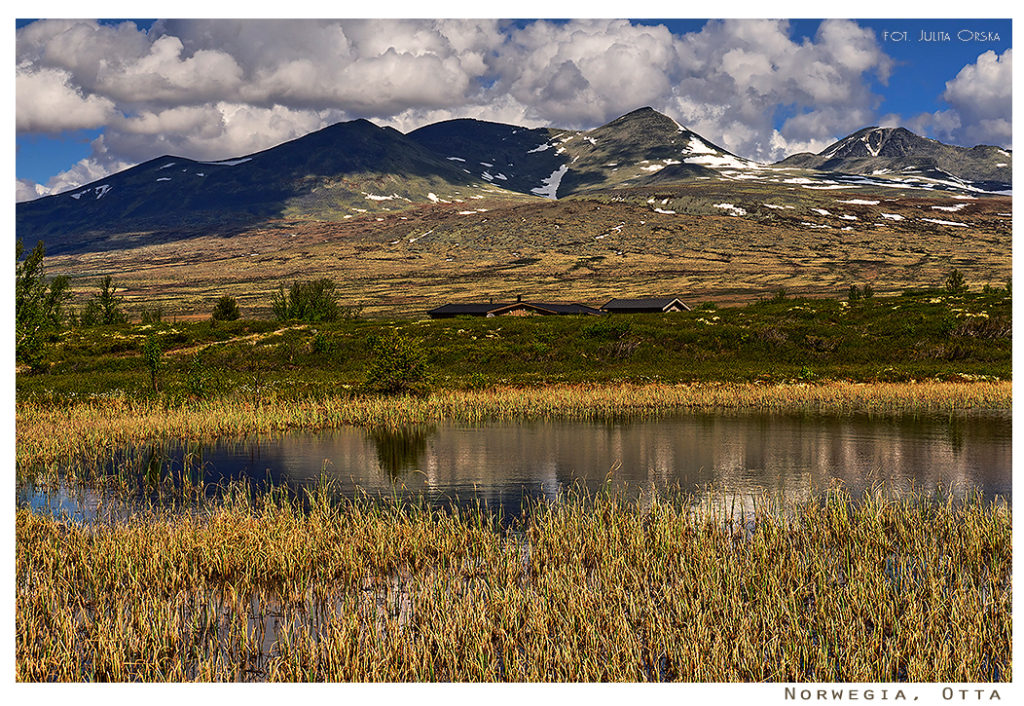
[16,380,1011,472]
[16,484,1010,682]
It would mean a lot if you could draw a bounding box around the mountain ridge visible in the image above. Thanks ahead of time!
[17,108,1012,255]
[776,126,1011,185]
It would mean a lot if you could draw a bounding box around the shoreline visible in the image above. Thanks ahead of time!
[16,380,1011,469]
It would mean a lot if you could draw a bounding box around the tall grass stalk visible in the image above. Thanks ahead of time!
[16,485,1010,682]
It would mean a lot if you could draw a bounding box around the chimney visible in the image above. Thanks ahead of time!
[517,294,522,303]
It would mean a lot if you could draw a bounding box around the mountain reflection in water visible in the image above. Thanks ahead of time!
[20,411,1011,521]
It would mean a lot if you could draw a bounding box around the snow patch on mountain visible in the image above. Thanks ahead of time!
[531,164,569,199]
[714,203,747,216]
[921,218,969,227]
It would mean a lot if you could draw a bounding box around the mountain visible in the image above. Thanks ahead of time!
[408,107,755,199]
[406,118,567,197]
[776,126,1012,187]
[17,118,525,253]
[18,109,1013,255]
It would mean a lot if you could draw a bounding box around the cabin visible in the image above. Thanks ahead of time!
[427,301,605,318]
[601,297,690,314]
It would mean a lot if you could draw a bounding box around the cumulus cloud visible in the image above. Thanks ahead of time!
[17,17,900,194]
[941,49,1011,146]
[16,178,47,202]
[902,50,1011,148]
[16,66,116,132]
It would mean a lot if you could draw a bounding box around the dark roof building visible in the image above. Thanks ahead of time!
[601,297,690,313]
[427,301,605,318]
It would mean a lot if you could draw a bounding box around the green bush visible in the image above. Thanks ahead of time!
[945,269,968,294]
[363,331,432,395]
[142,335,163,393]
[15,239,71,370]
[212,296,241,322]
[271,279,339,322]
[140,306,164,324]
[80,275,126,326]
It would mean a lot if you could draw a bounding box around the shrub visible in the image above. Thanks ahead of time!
[140,306,164,324]
[363,331,432,395]
[80,275,126,326]
[945,269,968,294]
[212,296,241,322]
[848,285,861,301]
[15,239,71,370]
[272,278,339,322]
[142,335,163,393]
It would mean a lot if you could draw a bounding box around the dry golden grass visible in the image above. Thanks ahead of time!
[16,484,1011,681]
[16,381,1011,472]
[46,189,1011,318]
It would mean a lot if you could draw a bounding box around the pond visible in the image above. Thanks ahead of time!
[20,410,1011,521]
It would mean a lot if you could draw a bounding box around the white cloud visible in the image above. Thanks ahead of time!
[902,50,1011,149]
[16,178,47,203]
[16,18,900,189]
[16,66,116,132]
[941,49,1011,147]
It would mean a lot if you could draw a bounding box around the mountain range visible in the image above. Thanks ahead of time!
[17,107,1012,254]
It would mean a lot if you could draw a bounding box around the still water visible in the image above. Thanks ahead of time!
[21,410,1011,521]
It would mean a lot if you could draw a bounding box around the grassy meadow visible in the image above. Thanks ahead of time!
[15,276,1013,682]
[17,288,1011,402]
[43,186,1011,319]
[16,485,1011,681]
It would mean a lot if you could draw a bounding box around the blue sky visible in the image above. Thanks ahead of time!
[15,18,1012,200]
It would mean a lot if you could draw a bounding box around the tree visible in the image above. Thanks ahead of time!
[142,335,163,393]
[848,284,860,301]
[81,275,126,325]
[363,332,432,395]
[212,295,241,321]
[945,269,968,295]
[96,275,126,324]
[15,239,71,369]
[272,278,339,322]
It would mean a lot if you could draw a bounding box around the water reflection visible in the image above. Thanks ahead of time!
[19,410,1011,521]
[366,425,434,480]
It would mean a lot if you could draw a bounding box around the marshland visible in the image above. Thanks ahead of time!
[15,267,1013,682]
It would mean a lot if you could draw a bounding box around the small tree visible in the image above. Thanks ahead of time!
[862,283,874,298]
[142,335,163,393]
[364,332,432,395]
[848,284,861,301]
[272,278,340,322]
[945,268,968,294]
[16,239,71,369]
[212,295,241,321]
[83,275,126,325]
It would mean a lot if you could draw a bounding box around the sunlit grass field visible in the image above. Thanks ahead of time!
[16,279,1012,682]
[16,289,1012,402]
